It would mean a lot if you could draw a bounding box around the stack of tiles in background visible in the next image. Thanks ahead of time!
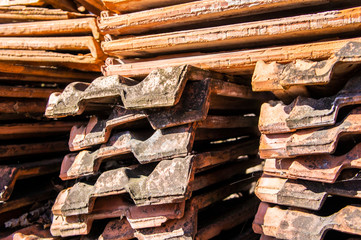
[251,40,361,239]
[0,0,107,16]
[0,1,106,239]
[98,0,361,80]
[44,65,267,239]
[3,0,361,239]
[0,4,104,120]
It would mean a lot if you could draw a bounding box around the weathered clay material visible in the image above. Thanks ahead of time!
[46,65,209,117]
[102,0,193,13]
[0,49,103,72]
[69,112,256,153]
[0,36,104,60]
[98,218,134,240]
[68,108,146,151]
[60,153,261,216]
[61,124,195,179]
[0,0,45,7]
[259,107,361,159]
[61,131,257,180]
[0,62,97,81]
[102,36,361,78]
[3,224,55,240]
[256,175,361,210]
[67,79,261,150]
[134,197,258,240]
[51,191,185,237]
[259,73,361,134]
[253,202,361,240]
[98,0,327,36]
[61,157,194,216]
[102,7,361,58]
[264,142,361,183]
[253,41,361,92]
[0,6,88,22]
[99,174,259,240]
[68,80,211,150]
[47,65,256,118]
[0,158,61,201]
[0,17,100,39]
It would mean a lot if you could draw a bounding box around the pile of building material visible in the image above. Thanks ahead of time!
[0,1,106,239]
[0,0,106,119]
[44,64,265,239]
[2,0,361,239]
[98,3,361,239]
[252,29,361,240]
[0,0,107,15]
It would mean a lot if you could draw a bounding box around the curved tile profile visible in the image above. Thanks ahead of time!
[259,107,361,159]
[252,41,361,92]
[263,143,361,183]
[59,153,261,218]
[45,65,223,118]
[99,175,258,240]
[60,156,194,216]
[68,80,211,151]
[51,190,185,237]
[256,175,361,210]
[61,124,196,180]
[253,202,361,240]
[259,73,361,134]
[62,130,257,180]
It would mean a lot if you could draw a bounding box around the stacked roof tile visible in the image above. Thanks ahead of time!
[251,10,361,240]
[0,0,104,238]
[45,64,264,239]
[2,0,361,239]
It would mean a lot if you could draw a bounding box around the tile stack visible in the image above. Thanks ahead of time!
[0,0,107,16]
[44,64,265,239]
[0,1,105,239]
[2,0,361,239]
[98,0,360,79]
[252,33,361,239]
[98,1,361,238]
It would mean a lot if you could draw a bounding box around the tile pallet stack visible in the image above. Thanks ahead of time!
[0,0,106,239]
[1,0,361,239]
[99,1,361,238]
[251,22,361,240]
[45,64,265,239]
